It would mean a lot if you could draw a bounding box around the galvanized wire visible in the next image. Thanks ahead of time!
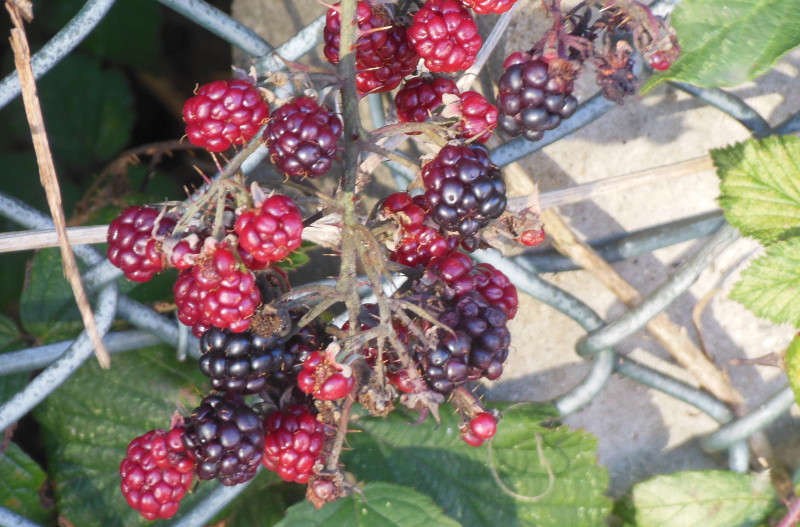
[0,506,42,527]
[519,211,725,273]
[0,0,117,110]
[158,0,273,57]
[576,223,739,357]
[670,82,773,138]
[171,477,255,527]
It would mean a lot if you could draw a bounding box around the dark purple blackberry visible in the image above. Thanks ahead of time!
[182,394,264,486]
[263,97,342,179]
[420,144,506,238]
[416,293,510,393]
[199,328,296,394]
[496,52,578,142]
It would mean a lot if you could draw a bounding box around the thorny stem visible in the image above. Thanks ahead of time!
[359,141,421,173]
[324,372,359,472]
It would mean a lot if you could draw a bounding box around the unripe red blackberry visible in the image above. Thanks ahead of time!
[174,269,212,338]
[420,144,507,238]
[458,91,498,143]
[407,0,482,73]
[182,393,264,486]
[496,53,579,142]
[199,327,295,394]
[192,246,261,334]
[474,263,518,320]
[183,79,269,152]
[297,351,355,401]
[235,194,304,266]
[107,206,176,282]
[395,77,459,124]
[262,405,325,483]
[323,1,419,95]
[264,97,342,179]
[381,191,457,267]
[120,427,194,520]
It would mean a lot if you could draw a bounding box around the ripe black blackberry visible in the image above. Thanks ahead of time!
[496,52,579,142]
[416,292,510,393]
[199,328,296,394]
[420,144,506,239]
[182,393,264,486]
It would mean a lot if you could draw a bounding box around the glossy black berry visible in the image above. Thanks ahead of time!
[182,394,264,486]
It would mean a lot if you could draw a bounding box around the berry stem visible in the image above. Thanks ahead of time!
[777,496,800,527]
[324,367,359,473]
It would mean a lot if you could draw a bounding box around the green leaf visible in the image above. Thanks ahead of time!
[276,242,314,271]
[0,442,56,525]
[39,0,161,70]
[785,334,800,406]
[276,483,461,527]
[714,136,800,244]
[344,404,611,527]
[20,248,85,343]
[0,313,28,406]
[643,0,800,90]
[630,470,777,527]
[33,345,210,527]
[730,238,800,327]
[38,55,133,171]
[211,471,299,527]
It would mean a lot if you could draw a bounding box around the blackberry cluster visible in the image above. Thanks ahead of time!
[416,292,510,394]
[496,53,579,142]
[407,0,482,73]
[182,393,265,486]
[199,328,296,394]
[380,191,456,267]
[420,144,507,238]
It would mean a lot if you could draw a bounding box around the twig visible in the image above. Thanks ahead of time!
[7,2,110,367]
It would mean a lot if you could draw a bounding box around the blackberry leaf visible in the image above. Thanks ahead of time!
[276,483,460,527]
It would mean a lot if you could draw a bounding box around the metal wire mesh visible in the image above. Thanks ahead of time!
[0,0,798,525]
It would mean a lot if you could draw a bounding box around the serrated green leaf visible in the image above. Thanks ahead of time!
[730,239,800,327]
[276,483,461,527]
[38,55,133,171]
[20,248,85,343]
[785,334,800,406]
[714,136,800,244]
[630,470,777,527]
[643,0,800,90]
[0,442,56,525]
[33,345,210,527]
[344,404,610,527]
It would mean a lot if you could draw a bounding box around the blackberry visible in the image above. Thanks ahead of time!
[235,194,304,266]
[264,97,342,179]
[460,0,518,15]
[107,206,177,282]
[120,427,194,520]
[416,292,510,393]
[199,328,295,394]
[182,394,264,486]
[323,1,419,95]
[183,79,269,153]
[407,0,482,73]
[381,192,456,267]
[420,144,507,238]
[395,77,459,124]
[496,52,578,142]
[262,405,325,484]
